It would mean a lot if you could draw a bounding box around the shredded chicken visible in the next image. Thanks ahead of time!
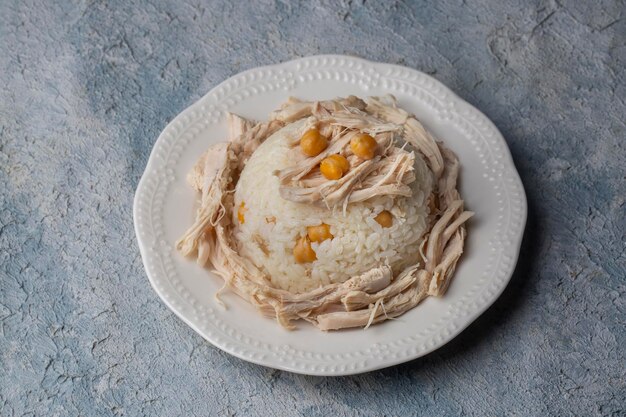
[273,103,415,208]
[177,95,473,330]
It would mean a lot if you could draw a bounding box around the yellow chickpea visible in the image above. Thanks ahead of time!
[237,202,246,224]
[320,157,344,180]
[300,129,328,157]
[350,133,377,160]
[320,154,349,180]
[293,236,317,263]
[307,223,333,243]
[326,154,350,173]
[374,210,393,228]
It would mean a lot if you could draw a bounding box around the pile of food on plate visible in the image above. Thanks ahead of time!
[177,95,472,330]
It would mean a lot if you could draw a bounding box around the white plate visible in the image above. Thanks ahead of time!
[134,55,527,376]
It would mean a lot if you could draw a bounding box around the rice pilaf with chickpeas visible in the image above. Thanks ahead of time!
[177,95,473,330]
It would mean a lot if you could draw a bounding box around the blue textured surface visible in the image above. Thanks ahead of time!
[1,1,625,415]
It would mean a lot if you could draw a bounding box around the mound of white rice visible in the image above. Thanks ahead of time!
[233,120,433,293]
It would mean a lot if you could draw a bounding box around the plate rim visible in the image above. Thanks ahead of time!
[134,54,527,376]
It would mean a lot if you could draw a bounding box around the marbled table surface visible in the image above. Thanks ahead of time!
[1,1,625,415]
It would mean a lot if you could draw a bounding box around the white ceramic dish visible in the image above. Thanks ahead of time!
[134,55,527,376]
